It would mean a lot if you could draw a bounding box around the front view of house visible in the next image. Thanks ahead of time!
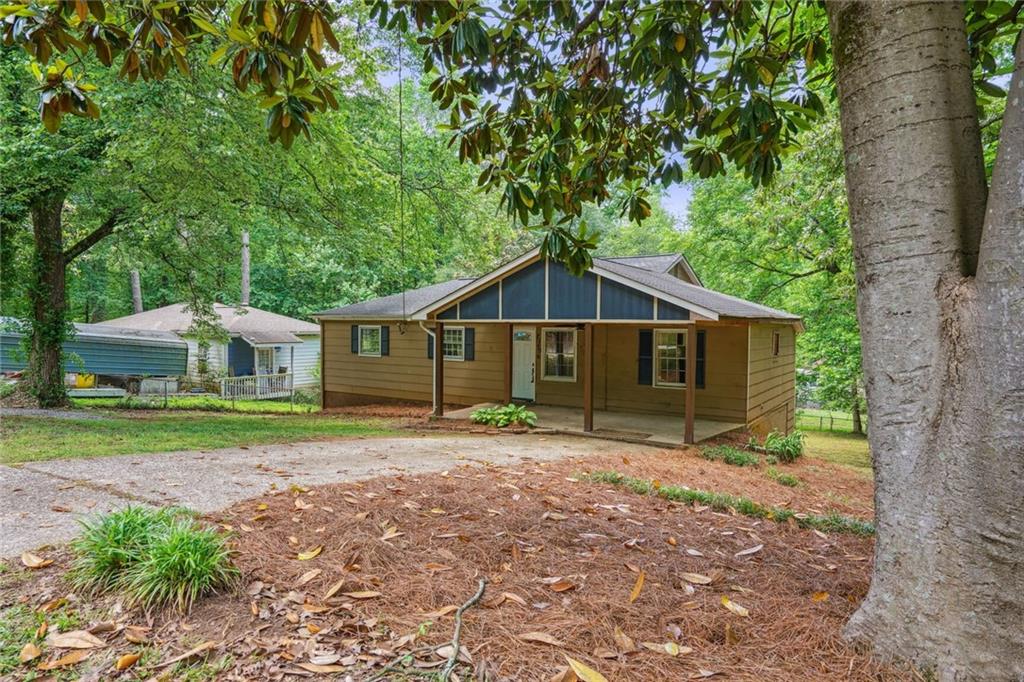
[315,248,800,443]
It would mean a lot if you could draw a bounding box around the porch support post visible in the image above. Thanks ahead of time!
[433,322,444,417]
[504,323,513,404]
[684,324,697,444]
[583,323,594,432]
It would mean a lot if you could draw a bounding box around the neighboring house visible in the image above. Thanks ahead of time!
[314,248,801,443]
[104,303,321,388]
[0,320,188,382]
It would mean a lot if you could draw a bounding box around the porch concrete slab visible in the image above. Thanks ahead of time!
[446,403,744,446]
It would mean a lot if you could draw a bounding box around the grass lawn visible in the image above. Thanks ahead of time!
[803,429,871,472]
[0,412,396,464]
[71,395,319,414]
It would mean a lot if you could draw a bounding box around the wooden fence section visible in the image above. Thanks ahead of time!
[220,373,293,400]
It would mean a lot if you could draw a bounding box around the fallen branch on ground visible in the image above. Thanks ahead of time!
[440,578,488,681]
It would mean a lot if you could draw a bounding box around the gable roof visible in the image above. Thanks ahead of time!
[603,253,703,285]
[313,249,798,323]
[314,279,474,320]
[103,303,320,336]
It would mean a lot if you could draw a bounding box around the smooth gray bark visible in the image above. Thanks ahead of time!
[828,2,1023,679]
[240,230,251,306]
[130,269,143,314]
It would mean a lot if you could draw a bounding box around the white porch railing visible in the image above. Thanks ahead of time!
[219,373,293,400]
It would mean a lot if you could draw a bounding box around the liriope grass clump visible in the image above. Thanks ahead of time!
[69,506,237,611]
[584,470,874,536]
[700,444,761,467]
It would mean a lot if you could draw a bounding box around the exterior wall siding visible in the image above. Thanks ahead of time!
[322,321,505,407]
[1,332,187,376]
[745,323,797,434]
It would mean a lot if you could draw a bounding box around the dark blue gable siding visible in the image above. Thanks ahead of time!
[459,283,500,319]
[501,260,546,319]
[438,306,459,320]
[600,279,654,319]
[657,299,690,320]
[228,337,255,377]
[548,263,598,319]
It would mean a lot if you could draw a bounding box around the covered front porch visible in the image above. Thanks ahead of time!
[446,403,743,446]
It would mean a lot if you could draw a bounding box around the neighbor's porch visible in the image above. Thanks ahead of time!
[445,403,743,446]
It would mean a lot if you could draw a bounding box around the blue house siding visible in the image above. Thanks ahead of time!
[501,260,546,319]
[657,299,690,320]
[1,333,186,376]
[600,279,654,319]
[548,264,598,319]
[459,283,500,319]
[227,337,255,377]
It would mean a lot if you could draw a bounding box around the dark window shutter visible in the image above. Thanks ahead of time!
[427,332,434,359]
[351,325,359,353]
[380,325,390,356]
[464,328,475,361]
[696,329,706,389]
[638,329,653,385]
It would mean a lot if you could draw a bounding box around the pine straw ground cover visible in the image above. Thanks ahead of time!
[0,449,903,681]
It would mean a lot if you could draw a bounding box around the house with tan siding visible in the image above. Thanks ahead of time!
[314,248,800,444]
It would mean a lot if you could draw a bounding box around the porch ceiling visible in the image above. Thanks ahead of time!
[446,403,744,446]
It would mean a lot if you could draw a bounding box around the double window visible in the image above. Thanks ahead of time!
[443,327,465,361]
[358,325,382,357]
[542,328,576,381]
[654,329,687,387]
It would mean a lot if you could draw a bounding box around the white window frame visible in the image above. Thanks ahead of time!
[442,326,465,361]
[541,327,577,382]
[358,325,382,357]
[653,328,687,389]
[255,347,275,375]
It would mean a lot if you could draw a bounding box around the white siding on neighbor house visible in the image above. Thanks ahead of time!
[285,335,320,387]
[184,338,226,383]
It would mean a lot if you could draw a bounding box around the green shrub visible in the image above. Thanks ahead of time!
[700,445,760,467]
[766,466,800,487]
[122,518,238,611]
[762,430,805,462]
[470,403,537,427]
[68,506,236,611]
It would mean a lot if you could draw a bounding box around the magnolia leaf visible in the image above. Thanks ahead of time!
[518,632,565,647]
[564,656,609,682]
[721,595,750,617]
[681,572,713,585]
[548,667,578,682]
[19,642,41,663]
[297,545,323,561]
[549,579,576,592]
[115,653,140,670]
[21,552,53,569]
[629,570,645,603]
[297,568,322,586]
[735,544,763,557]
[46,630,106,649]
[37,649,90,670]
[323,579,345,599]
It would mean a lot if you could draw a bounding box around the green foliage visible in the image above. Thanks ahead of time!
[766,466,800,488]
[585,471,873,536]
[0,604,37,676]
[69,506,237,611]
[762,430,805,463]
[79,395,318,414]
[121,517,238,611]
[700,445,760,468]
[470,403,537,428]
[69,506,189,593]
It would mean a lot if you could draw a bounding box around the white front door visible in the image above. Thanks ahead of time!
[512,326,536,401]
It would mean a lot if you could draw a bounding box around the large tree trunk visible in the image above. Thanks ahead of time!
[828,2,1023,679]
[28,191,69,408]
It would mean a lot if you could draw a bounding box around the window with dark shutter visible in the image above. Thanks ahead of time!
[351,325,359,353]
[638,329,653,385]
[696,330,706,389]
[427,332,434,359]
[380,325,390,356]
[464,328,475,361]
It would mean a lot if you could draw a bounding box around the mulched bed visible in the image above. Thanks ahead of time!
[1,447,899,681]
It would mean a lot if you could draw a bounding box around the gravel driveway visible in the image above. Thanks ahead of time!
[1,432,634,557]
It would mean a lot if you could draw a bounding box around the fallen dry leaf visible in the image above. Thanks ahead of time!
[613,626,636,652]
[735,544,764,557]
[21,552,53,569]
[721,595,750,617]
[549,578,577,593]
[342,591,382,599]
[37,649,90,670]
[46,630,107,649]
[518,632,565,647]
[564,656,609,682]
[812,591,830,602]
[19,642,41,663]
[296,568,322,586]
[380,527,404,541]
[323,579,345,600]
[155,640,219,668]
[549,666,579,682]
[297,546,323,561]
[629,570,645,603]
[115,653,140,671]
[422,605,459,619]
[297,662,347,673]
[681,572,713,585]
[725,623,740,645]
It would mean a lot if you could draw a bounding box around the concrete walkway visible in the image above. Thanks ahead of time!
[0,433,636,557]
